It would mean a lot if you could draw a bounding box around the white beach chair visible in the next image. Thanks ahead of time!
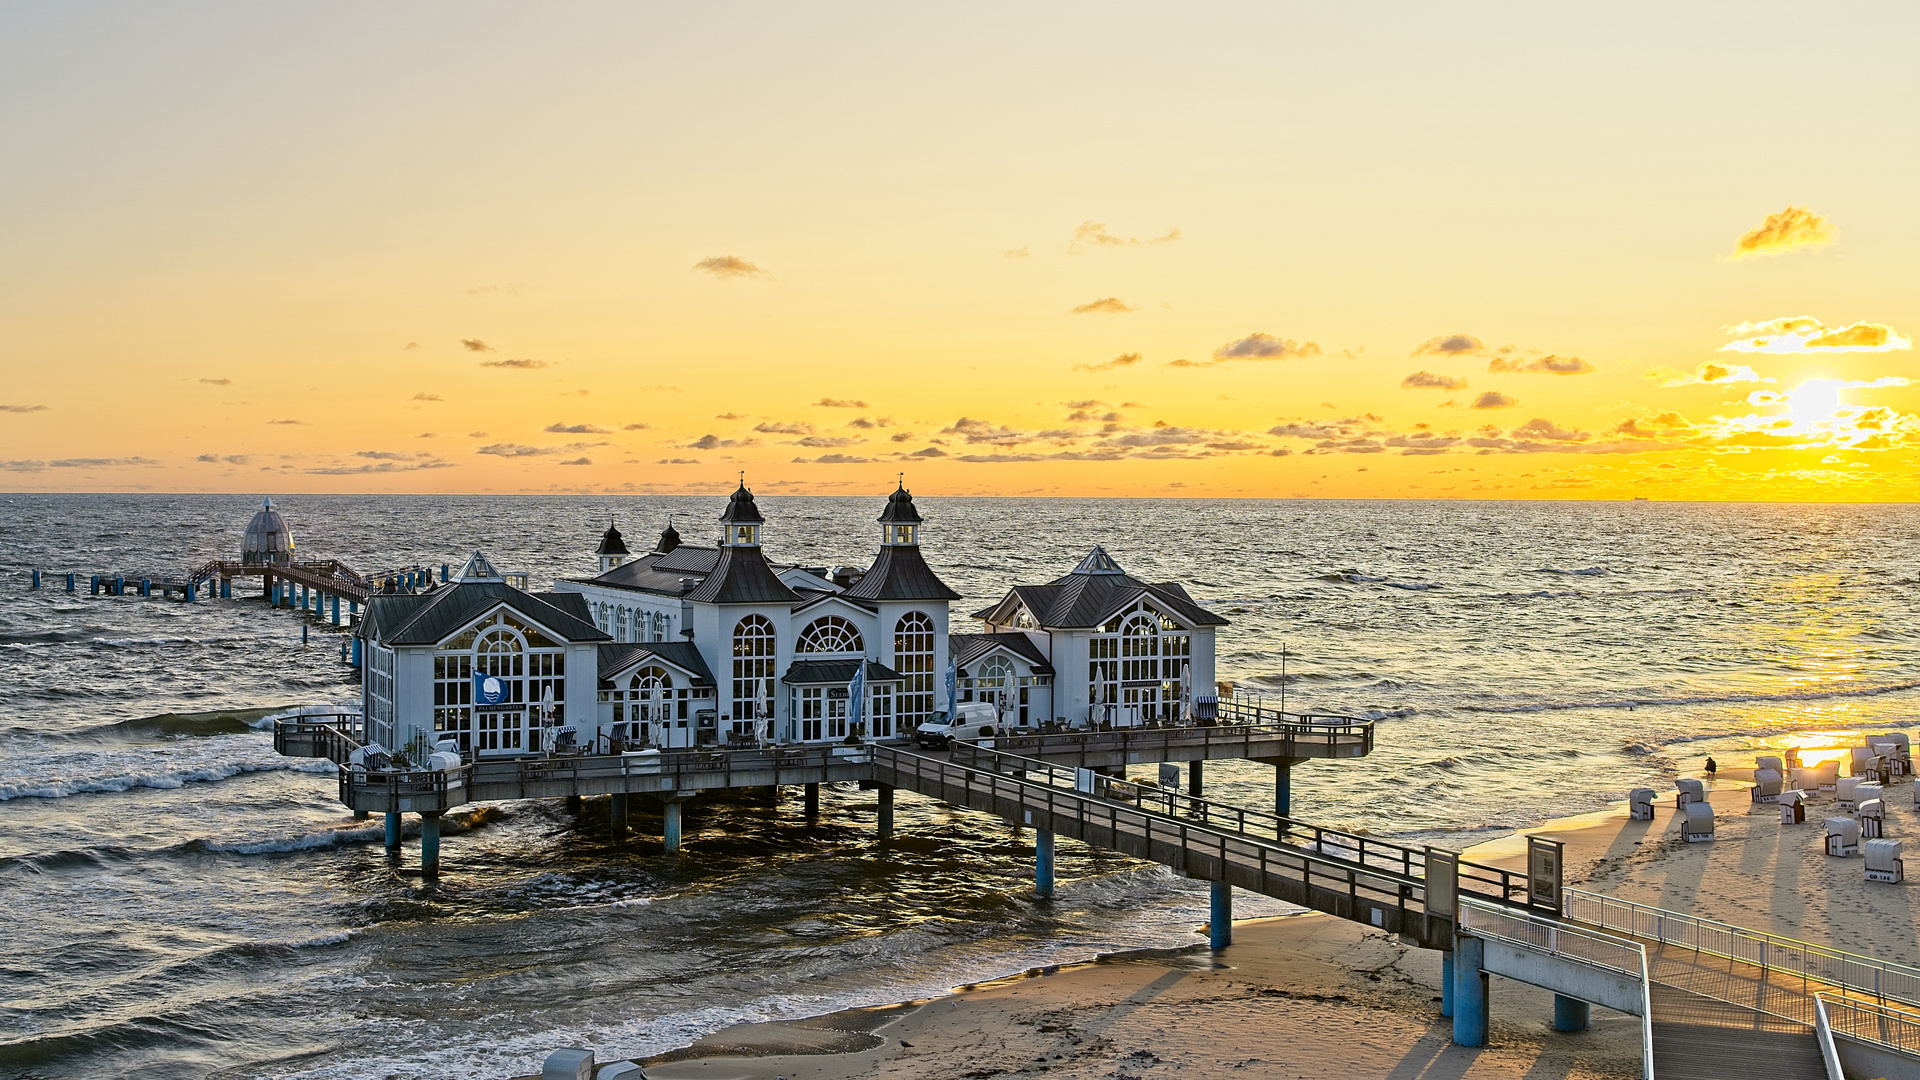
[1826,817,1861,857]
[1810,761,1840,791]
[1779,790,1806,825]
[543,1049,594,1080]
[1857,782,1885,808]
[1751,768,1783,804]
[1756,755,1785,775]
[1683,802,1715,843]
[1676,777,1705,809]
[1629,788,1656,821]
[1865,839,1904,883]
[1875,734,1912,777]
[1859,799,1886,839]
[1838,776,1862,812]
[1852,746,1874,777]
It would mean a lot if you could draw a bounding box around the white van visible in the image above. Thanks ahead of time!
[914,702,999,748]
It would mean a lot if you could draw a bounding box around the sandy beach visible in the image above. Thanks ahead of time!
[511,765,1916,1080]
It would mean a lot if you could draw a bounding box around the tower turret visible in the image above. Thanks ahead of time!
[596,519,630,574]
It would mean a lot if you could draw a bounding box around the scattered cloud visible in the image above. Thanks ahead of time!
[413,392,443,402]
[657,458,700,465]
[197,454,251,465]
[1610,412,1694,438]
[1071,297,1139,315]
[0,461,46,472]
[405,342,419,350]
[622,423,651,431]
[42,457,161,469]
[1648,361,1774,387]
[792,453,874,464]
[461,339,495,352]
[1401,371,1469,390]
[545,422,609,434]
[889,431,916,442]
[1414,334,1484,357]
[789,436,862,448]
[1731,205,1836,259]
[847,416,896,429]
[0,404,49,413]
[716,412,746,420]
[688,434,756,450]
[1510,417,1591,442]
[476,441,608,457]
[911,446,947,457]
[813,398,868,409]
[754,421,813,435]
[1003,246,1030,259]
[468,431,489,439]
[1067,221,1181,253]
[1073,352,1143,373]
[559,457,592,466]
[1472,391,1519,409]
[693,255,768,279]
[1487,354,1594,375]
[1212,333,1319,362]
[1721,316,1912,354]
[198,378,231,386]
[481,357,548,369]
[307,455,456,475]
[267,419,308,425]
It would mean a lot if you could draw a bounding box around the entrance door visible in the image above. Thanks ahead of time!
[476,708,527,755]
[827,694,849,739]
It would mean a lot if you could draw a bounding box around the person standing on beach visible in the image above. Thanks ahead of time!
[1705,756,1717,777]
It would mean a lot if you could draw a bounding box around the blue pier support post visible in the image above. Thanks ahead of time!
[349,599,358,621]
[1553,995,1590,1033]
[441,564,449,583]
[66,573,75,592]
[1188,760,1203,797]
[804,782,820,820]
[114,575,124,595]
[140,578,151,597]
[31,570,40,589]
[340,640,348,664]
[1274,761,1293,818]
[185,581,196,602]
[1441,951,1455,1017]
[221,577,230,599]
[351,637,362,667]
[384,812,401,852]
[1452,935,1488,1048]
[609,793,628,838]
[1035,830,1056,898]
[302,623,309,645]
[330,595,340,625]
[1210,879,1233,950]
[877,785,895,838]
[420,812,442,877]
[662,797,687,853]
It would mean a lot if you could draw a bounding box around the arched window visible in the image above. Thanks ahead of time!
[627,665,673,723]
[894,611,935,727]
[732,614,776,734]
[797,615,864,654]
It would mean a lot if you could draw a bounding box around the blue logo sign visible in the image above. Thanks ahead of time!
[474,672,510,706]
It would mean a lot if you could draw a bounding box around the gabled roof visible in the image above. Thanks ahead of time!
[949,631,1054,675]
[974,548,1228,630]
[584,544,722,595]
[792,592,878,616]
[843,543,961,602]
[782,658,906,684]
[359,581,611,646]
[598,641,716,687]
[682,544,801,605]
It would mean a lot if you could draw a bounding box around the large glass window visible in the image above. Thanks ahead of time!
[732,614,776,737]
[797,615,864,654]
[1087,602,1188,723]
[894,611,935,727]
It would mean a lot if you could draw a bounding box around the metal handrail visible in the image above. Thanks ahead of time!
[950,740,1530,907]
[1460,898,1654,1080]
[988,716,1373,761]
[1819,993,1920,1059]
[1565,888,1920,1009]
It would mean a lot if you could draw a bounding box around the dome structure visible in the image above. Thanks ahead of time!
[242,497,295,566]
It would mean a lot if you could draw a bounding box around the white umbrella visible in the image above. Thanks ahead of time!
[1181,661,1191,724]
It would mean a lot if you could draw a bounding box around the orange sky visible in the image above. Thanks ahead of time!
[1,4,1915,499]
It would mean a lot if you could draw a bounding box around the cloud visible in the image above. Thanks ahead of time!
[847,416,896,429]
[754,421,814,435]
[942,417,1032,445]
[1003,246,1030,258]
[1415,334,1484,357]
[910,446,947,457]
[0,404,49,413]
[1471,391,1519,409]
[1068,221,1181,253]
[1648,361,1773,387]
[476,441,608,457]
[1721,316,1912,354]
[468,431,488,438]
[49,457,161,468]
[461,339,495,352]
[622,423,650,430]
[559,457,592,466]
[196,454,251,465]
[688,434,756,450]
[413,392,443,401]
[1212,333,1319,362]
[889,431,916,442]
[1401,371,1468,390]
[405,342,419,350]
[714,412,746,420]
[792,453,874,463]
[267,419,308,425]
[1487,354,1594,375]
[198,378,231,386]
[1071,297,1139,315]
[657,458,700,465]
[1731,205,1837,259]
[789,435,861,448]
[1073,352,1143,373]
[813,398,868,408]
[1609,412,1694,438]
[0,460,46,472]
[306,457,456,475]
[481,357,548,369]
[693,255,768,279]
[1510,417,1591,442]
[545,422,609,434]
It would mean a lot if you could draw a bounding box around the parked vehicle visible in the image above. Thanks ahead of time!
[914,702,998,748]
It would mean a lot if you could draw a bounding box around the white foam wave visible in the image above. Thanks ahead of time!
[0,757,335,802]
[1464,679,1920,715]
[202,823,383,855]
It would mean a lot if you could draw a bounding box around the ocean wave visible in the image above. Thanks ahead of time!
[1526,566,1608,576]
[1490,589,1581,599]
[1382,581,1437,590]
[1462,679,1920,715]
[0,757,336,802]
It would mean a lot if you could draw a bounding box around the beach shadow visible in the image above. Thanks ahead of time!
[1381,1023,1478,1080]
[1073,968,1189,1040]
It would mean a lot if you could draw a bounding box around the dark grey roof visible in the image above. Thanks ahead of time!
[843,543,961,602]
[596,523,630,556]
[598,641,715,686]
[877,483,923,524]
[682,544,801,605]
[949,632,1054,675]
[654,522,682,553]
[782,659,905,684]
[974,548,1228,630]
[719,483,764,524]
[586,544,721,596]
[359,581,611,645]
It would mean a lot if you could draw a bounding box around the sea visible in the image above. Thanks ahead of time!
[2,495,1916,1079]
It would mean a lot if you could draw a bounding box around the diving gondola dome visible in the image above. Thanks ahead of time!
[242,497,295,565]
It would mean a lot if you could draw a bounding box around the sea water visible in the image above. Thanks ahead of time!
[2,495,1916,1078]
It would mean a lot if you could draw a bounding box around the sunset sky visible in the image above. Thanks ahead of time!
[2,3,1916,499]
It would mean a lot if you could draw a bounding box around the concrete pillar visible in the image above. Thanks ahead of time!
[420,812,442,877]
[90,575,99,595]
[66,573,76,592]
[330,594,340,625]
[663,799,685,852]
[184,581,196,602]
[31,570,39,589]
[441,564,450,583]
[351,637,362,666]
[1553,995,1590,1033]
[805,782,820,820]
[340,640,349,664]
[1452,935,1488,1047]
[877,785,895,838]
[349,599,358,619]
[609,793,628,837]
[1209,879,1233,950]
[1035,830,1056,898]
[384,812,401,852]
[221,577,230,599]
[114,575,124,595]
[1188,760,1203,797]
[1441,951,1455,1017]
[140,578,150,597]
[1274,761,1292,818]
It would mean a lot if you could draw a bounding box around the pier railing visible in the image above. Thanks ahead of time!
[462,744,867,788]
[1565,889,1920,1011]
[272,713,365,765]
[987,713,1371,762]
[340,762,471,811]
[1820,994,1920,1057]
[950,741,1530,908]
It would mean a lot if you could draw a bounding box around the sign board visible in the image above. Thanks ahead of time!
[1158,763,1182,790]
[1424,846,1458,923]
[1527,836,1564,914]
[827,687,849,700]
[473,672,510,707]
[1074,768,1097,794]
